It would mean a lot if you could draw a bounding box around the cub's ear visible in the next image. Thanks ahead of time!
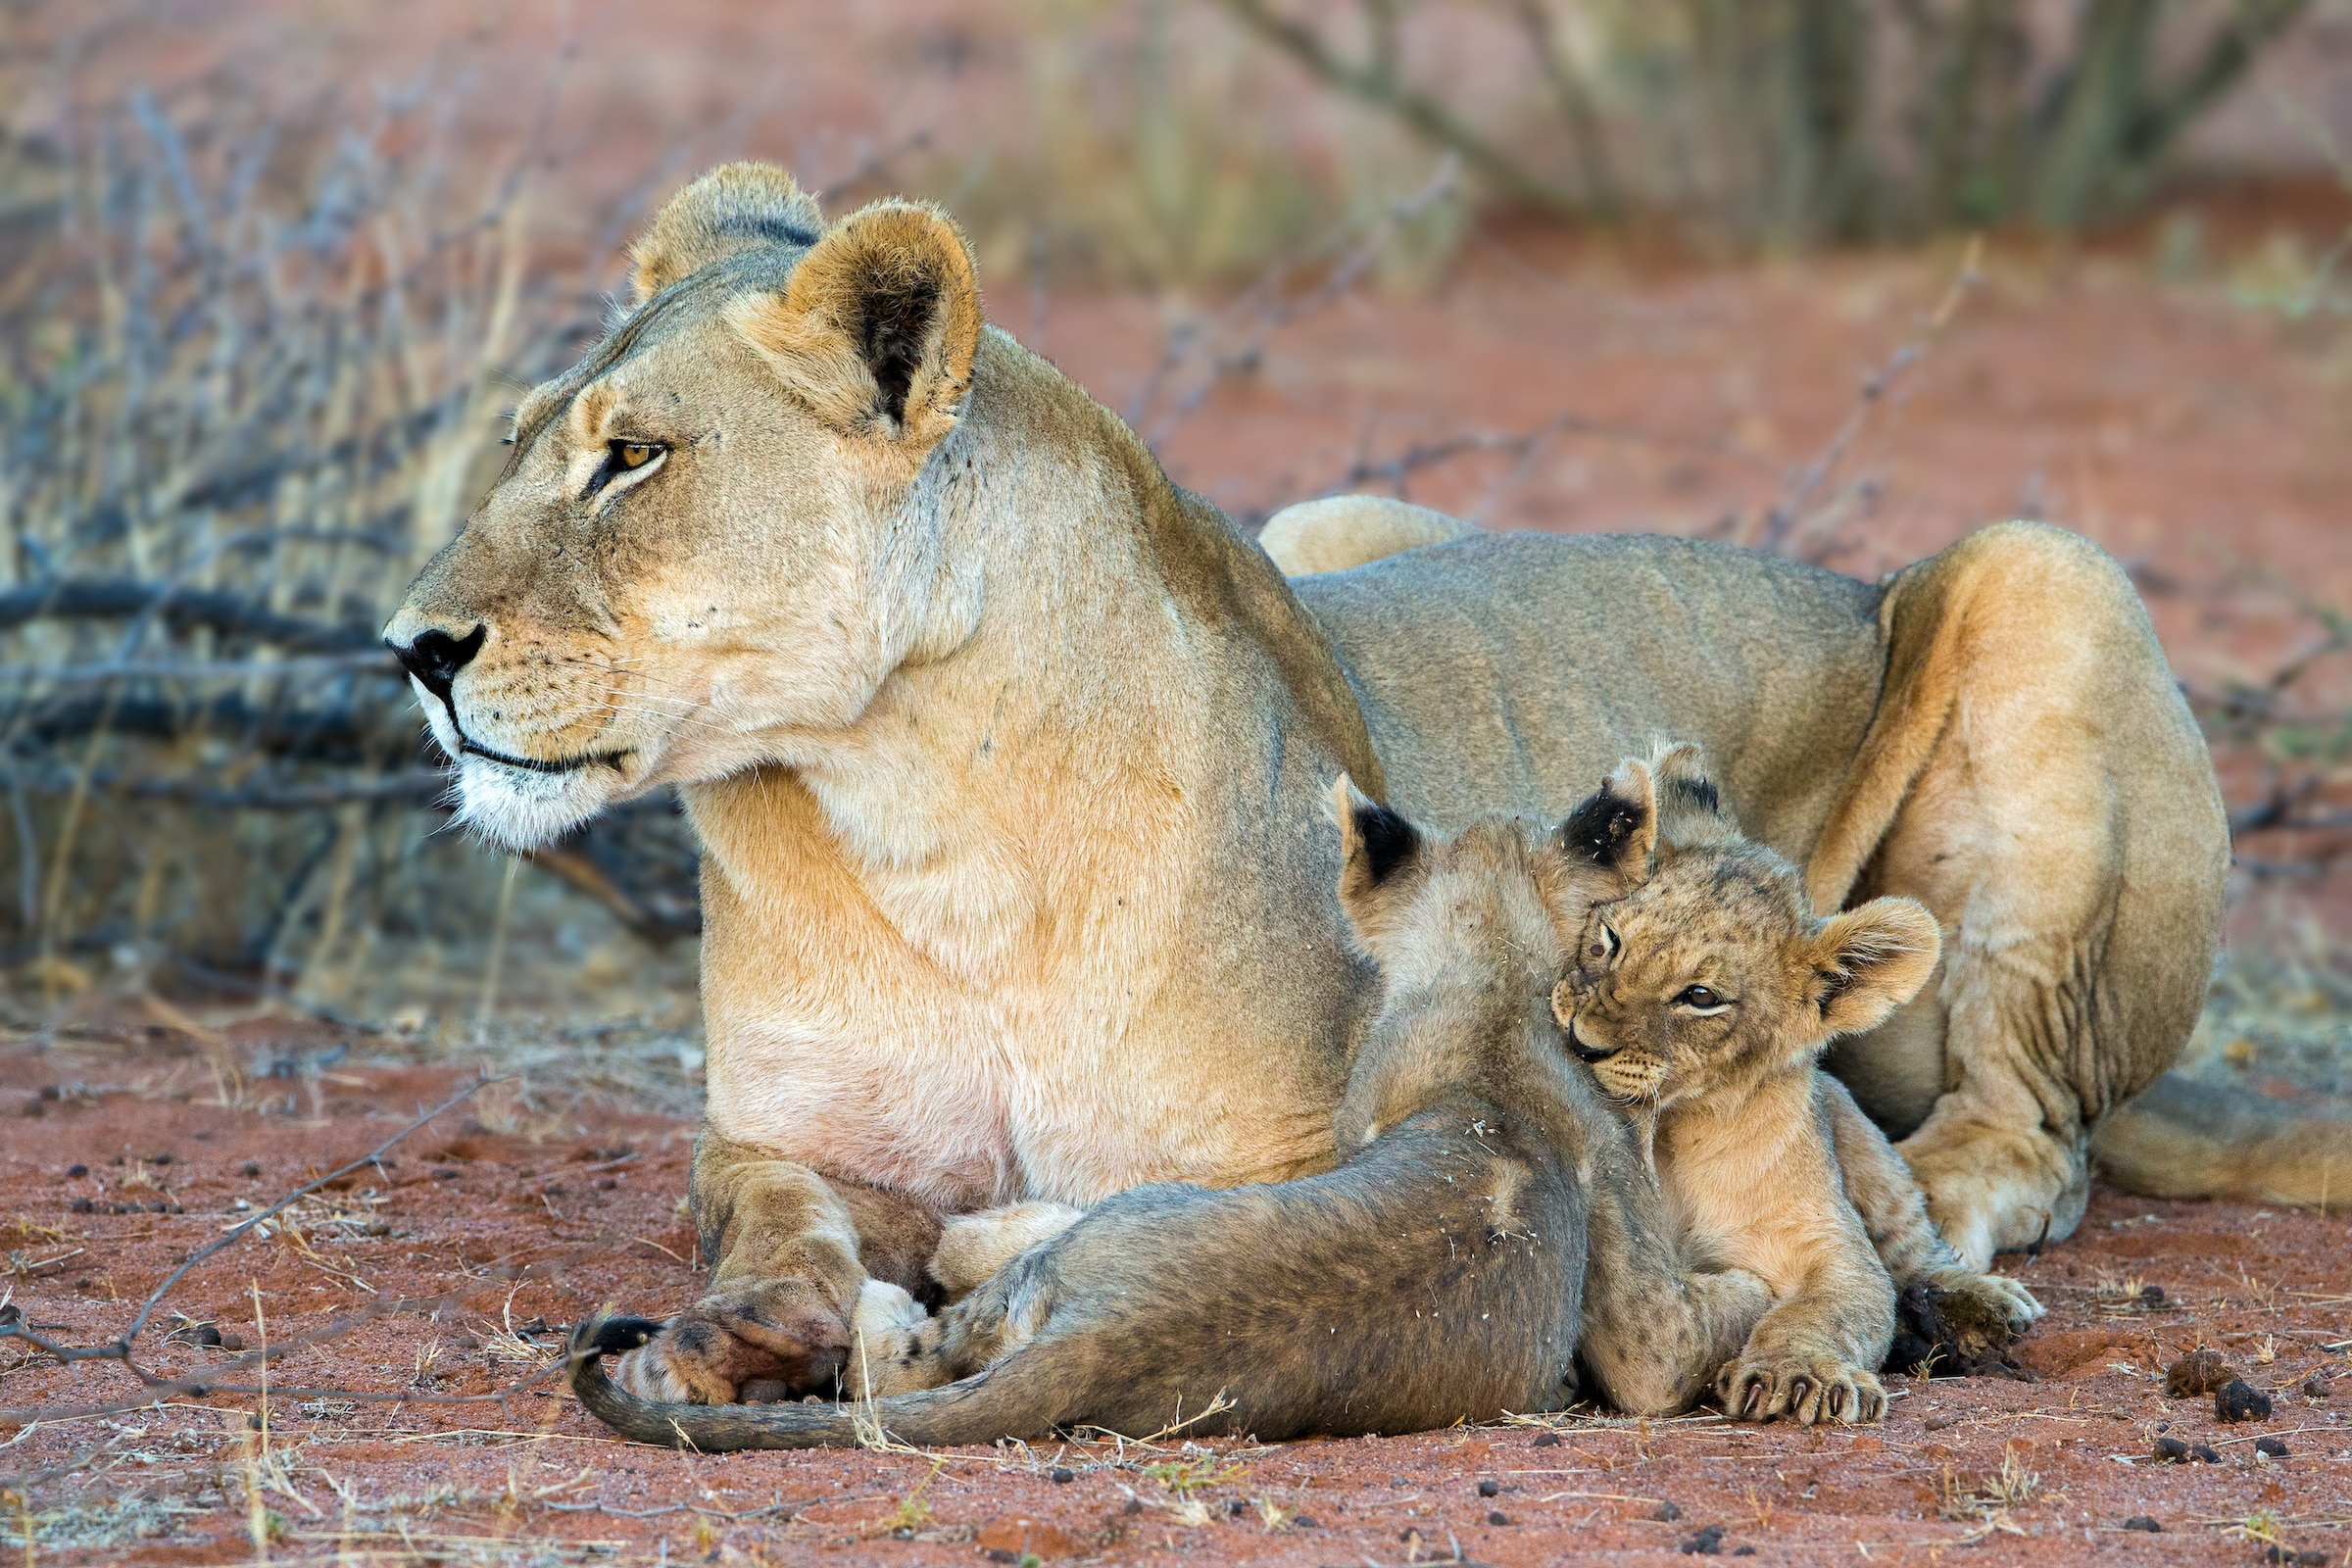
[628,163,824,305]
[1806,897,1941,1038]
[1648,740,1739,850]
[1554,757,1657,888]
[1328,773,1427,949]
[727,199,981,453]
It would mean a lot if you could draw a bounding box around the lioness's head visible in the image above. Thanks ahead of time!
[1323,768,1655,1146]
[1550,745,1940,1109]
[384,164,984,847]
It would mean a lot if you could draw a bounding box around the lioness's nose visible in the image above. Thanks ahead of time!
[390,624,485,707]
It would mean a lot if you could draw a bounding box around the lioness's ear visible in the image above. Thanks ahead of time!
[628,163,824,305]
[1648,740,1738,850]
[727,199,981,451]
[1329,773,1427,948]
[1554,758,1657,887]
[1805,897,1941,1038]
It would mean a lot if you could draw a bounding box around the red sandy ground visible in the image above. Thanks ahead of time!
[2,1025,2348,1567]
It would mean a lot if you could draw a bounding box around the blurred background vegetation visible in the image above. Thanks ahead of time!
[1,0,2346,1071]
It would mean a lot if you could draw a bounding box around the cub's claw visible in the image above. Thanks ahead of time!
[1717,1352,1886,1426]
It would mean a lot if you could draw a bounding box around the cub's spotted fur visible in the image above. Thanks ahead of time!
[1553,747,2041,1425]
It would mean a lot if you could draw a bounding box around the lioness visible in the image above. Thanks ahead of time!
[1553,748,2043,1425]
[384,162,2311,1404]
[567,772,1764,1446]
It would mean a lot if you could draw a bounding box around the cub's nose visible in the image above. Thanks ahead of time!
[389,624,486,707]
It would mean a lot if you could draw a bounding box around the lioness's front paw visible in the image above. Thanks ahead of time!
[612,1281,852,1404]
[1716,1351,1886,1426]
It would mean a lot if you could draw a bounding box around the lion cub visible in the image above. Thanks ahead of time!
[571,770,1766,1447]
[1551,747,2041,1426]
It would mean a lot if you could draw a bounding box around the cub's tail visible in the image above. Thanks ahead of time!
[566,1318,1070,1451]
[2092,1072,2352,1214]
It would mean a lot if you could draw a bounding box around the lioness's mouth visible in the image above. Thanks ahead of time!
[458,735,630,776]
[1565,1020,1617,1064]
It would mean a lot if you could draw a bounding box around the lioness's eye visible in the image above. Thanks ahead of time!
[616,442,657,468]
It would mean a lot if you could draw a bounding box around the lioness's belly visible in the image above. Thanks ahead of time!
[1295,532,1888,861]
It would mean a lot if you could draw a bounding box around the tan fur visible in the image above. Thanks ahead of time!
[1258,495,1473,575]
[1552,747,2037,1424]
[388,163,2224,1404]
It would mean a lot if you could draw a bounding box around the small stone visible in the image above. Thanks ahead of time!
[1487,1511,1510,1527]
[448,1333,480,1350]
[2302,1373,2329,1398]
[2165,1348,2231,1397]
[1477,1479,1499,1497]
[1923,1412,1959,1431]
[2151,1436,2189,1462]
[1121,1498,1142,1515]
[65,1164,87,1178]
[38,1086,60,1101]
[2189,1443,2220,1463]
[69,1197,93,1213]
[2123,1516,2162,1533]
[1225,1498,1248,1518]
[239,1160,262,1177]
[2138,1284,2167,1306]
[1653,1500,1682,1522]
[191,1324,223,1347]
[1681,1524,1725,1555]
[1531,1431,1561,1448]
[149,1152,172,1165]
[219,1333,244,1352]
[1049,1466,1074,1484]
[1735,1550,1757,1558]
[2217,1379,2274,1423]
[1292,1515,1317,1529]
[2255,1437,2289,1458]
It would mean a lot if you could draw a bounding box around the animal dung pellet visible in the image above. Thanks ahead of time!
[2124,1516,2162,1532]
[1477,1479,1499,1497]
[2215,1378,2274,1423]
[2255,1437,2290,1458]
[2150,1436,2189,1462]
[2164,1348,2230,1396]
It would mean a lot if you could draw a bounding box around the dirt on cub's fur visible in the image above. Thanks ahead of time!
[2,1020,2347,1567]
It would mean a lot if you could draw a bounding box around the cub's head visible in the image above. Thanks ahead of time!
[383,164,983,848]
[1323,764,1657,1145]
[1549,744,1940,1110]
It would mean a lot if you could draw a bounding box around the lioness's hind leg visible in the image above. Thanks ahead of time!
[929,1202,1085,1299]
[1812,523,2227,1271]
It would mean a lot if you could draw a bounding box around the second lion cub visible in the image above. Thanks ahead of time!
[1552,746,2041,1425]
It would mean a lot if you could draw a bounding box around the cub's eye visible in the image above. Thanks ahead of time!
[614,441,659,469]
[1589,924,1619,960]
[1673,984,1731,1012]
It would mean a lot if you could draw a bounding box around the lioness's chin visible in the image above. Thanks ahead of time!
[452,756,626,851]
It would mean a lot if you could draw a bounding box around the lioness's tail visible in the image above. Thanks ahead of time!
[2092,1072,2352,1214]
[566,1318,1072,1450]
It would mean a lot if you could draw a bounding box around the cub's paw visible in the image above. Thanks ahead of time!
[844,1280,943,1398]
[1716,1351,1886,1426]
[1934,1270,2042,1334]
[612,1280,853,1404]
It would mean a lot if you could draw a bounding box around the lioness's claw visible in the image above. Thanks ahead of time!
[610,1283,855,1405]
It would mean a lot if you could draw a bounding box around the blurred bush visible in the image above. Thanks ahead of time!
[0,83,700,1017]
[1219,0,2317,245]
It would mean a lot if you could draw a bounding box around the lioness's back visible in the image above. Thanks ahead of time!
[1292,532,1887,861]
